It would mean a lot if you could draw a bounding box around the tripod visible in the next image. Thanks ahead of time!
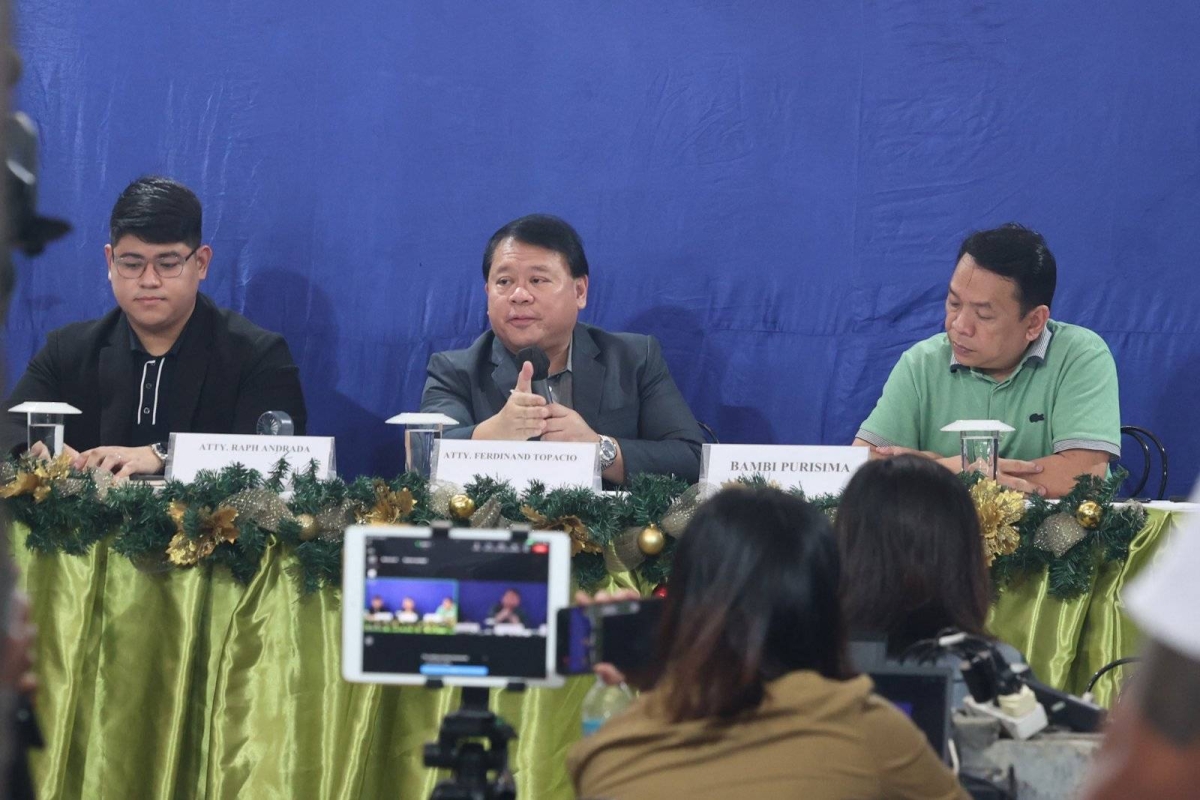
[424,686,518,800]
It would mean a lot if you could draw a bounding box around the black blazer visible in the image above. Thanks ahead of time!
[1,293,307,453]
[421,324,703,484]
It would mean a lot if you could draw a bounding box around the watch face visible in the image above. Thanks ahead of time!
[257,411,294,436]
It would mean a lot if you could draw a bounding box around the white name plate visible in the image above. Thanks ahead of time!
[166,433,337,485]
[433,440,601,491]
[701,444,869,496]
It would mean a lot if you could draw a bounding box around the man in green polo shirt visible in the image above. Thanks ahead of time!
[853,223,1120,498]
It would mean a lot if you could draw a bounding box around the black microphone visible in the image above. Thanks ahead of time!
[514,346,554,404]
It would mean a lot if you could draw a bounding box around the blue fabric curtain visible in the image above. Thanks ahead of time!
[7,1,1200,494]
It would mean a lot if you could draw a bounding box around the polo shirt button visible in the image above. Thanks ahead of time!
[143,407,151,414]
[145,383,153,390]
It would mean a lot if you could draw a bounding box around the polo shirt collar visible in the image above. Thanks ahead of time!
[126,317,187,357]
[949,323,1054,373]
[553,340,574,377]
[491,333,574,373]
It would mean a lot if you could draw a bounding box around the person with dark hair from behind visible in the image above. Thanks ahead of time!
[0,176,306,477]
[420,214,704,486]
[839,455,990,653]
[854,223,1120,499]
[568,487,967,799]
[837,455,1023,701]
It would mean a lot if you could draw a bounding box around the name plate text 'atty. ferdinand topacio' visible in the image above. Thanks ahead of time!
[433,440,601,491]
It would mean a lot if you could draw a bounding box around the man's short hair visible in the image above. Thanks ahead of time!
[957,223,1056,315]
[482,214,589,280]
[110,176,202,248]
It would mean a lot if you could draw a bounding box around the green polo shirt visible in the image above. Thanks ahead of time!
[856,321,1121,461]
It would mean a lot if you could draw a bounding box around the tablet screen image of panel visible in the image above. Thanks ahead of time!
[362,536,552,680]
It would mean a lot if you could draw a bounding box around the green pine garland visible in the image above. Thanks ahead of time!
[989,468,1145,599]
[0,458,1148,599]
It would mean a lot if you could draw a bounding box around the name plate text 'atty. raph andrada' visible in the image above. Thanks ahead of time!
[167,433,337,485]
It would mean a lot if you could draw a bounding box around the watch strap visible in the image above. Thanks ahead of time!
[598,435,617,469]
[150,441,169,471]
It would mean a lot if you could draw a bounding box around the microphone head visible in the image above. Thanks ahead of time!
[514,346,551,381]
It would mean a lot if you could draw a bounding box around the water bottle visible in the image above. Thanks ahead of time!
[581,676,635,737]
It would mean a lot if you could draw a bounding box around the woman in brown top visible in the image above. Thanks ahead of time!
[568,487,967,800]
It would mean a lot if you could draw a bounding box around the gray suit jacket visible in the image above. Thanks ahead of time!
[421,324,703,484]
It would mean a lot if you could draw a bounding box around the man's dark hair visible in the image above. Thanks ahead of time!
[481,214,589,280]
[958,222,1056,315]
[646,487,851,722]
[836,455,991,655]
[109,176,202,248]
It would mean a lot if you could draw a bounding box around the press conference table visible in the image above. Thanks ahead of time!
[11,502,1195,800]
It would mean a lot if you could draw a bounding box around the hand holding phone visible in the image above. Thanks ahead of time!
[557,590,663,687]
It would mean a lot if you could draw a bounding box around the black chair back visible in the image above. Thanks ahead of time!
[1118,425,1168,501]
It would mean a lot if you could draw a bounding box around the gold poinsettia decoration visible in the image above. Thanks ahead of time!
[166,500,240,566]
[0,454,73,504]
[522,505,601,557]
[358,481,415,526]
[970,478,1024,566]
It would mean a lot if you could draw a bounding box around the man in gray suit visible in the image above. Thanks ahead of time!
[421,214,703,486]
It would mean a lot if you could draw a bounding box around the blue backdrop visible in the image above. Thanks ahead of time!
[7,1,1200,495]
[365,578,455,617]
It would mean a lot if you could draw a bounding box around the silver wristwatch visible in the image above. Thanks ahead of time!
[598,435,618,470]
[150,441,169,472]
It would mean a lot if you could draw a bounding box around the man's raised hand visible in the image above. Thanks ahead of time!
[473,360,550,440]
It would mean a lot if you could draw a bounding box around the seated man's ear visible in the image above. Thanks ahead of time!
[195,245,213,280]
[574,275,588,309]
[1025,304,1050,341]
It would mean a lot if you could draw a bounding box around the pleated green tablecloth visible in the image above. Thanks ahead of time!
[988,505,1186,707]
[11,505,1191,799]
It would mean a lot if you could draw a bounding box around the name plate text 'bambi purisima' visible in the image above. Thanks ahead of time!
[701,444,869,495]
[433,440,601,491]
[167,433,337,485]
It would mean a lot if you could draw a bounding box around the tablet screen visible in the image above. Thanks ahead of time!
[356,533,555,682]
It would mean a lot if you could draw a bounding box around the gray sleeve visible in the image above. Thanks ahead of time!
[420,351,479,440]
[614,336,704,484]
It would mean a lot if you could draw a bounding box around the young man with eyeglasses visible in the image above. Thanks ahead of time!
[0,176,306,477]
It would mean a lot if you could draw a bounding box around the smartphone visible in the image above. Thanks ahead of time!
[556,598,664,681]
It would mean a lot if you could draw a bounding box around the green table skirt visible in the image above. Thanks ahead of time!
[988,506,1182,706]
[11,506,1188,799]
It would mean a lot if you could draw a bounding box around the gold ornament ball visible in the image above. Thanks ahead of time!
[1075,500,1103,529]
[637,524,666,556]
[449,494,476,521]
[297,513,319,541]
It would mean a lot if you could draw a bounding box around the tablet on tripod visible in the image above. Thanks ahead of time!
[342,524,571,688]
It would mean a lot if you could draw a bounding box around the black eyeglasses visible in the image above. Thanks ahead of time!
[113,246,199,280]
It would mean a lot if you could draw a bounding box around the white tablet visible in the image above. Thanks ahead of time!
[342,524,571,688]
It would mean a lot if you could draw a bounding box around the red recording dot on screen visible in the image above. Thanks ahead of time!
[530,543,549,555]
